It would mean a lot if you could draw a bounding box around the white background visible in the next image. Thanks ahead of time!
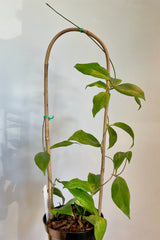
[0,0,160,239]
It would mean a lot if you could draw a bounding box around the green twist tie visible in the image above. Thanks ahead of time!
[79,28,83,32]
[44,115,54,120]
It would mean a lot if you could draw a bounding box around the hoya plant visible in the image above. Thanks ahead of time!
[34,59,145,240]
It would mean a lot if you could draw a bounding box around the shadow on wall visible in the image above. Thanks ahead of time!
[0,111,23,221]
[0,1,45,239]
[0,99,41,238]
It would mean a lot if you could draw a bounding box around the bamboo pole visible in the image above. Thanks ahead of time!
[44,27,110,220]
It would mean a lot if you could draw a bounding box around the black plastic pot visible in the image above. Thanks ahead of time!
[43,214,95,240]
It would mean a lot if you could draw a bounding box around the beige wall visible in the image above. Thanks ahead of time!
[0,0,160,239]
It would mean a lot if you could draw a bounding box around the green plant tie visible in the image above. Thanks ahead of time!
[79,28,83,32]
[44,115,54,120]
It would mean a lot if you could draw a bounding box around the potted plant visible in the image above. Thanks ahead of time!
[34,27,145,240]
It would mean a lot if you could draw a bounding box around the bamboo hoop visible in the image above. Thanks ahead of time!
[44,27,110,220]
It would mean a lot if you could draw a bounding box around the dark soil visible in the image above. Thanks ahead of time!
[47,205,94,233]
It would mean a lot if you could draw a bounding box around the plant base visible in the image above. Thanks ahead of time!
[43,214,95,240]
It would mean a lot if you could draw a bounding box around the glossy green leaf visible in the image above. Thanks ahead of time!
[68,188,97,215]
[63,178,91,192]
[50,140,73,149]
[114,83,145,100]
[75,62,110,80]
[74,200,85,209]
[110,78,122,86]
[86,81,107,90]
[84,215,107,240]
[135,97,142,110]
[68,130,101,147]
[34,152,50,175]
[112,122,134,148]
[53,187,65,204]
[92,92,110,117]
[108,126,117,149]
[51,199,75,217]
[88,173,101,195]
[113,152,126,170]
[111,177,130,218]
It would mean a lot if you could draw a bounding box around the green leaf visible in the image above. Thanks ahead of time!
[62,178,91,192]
[126,151,132,163]
[112,122,134,148]
[110,78,122,86]
[113,152,126,170]
[108,126,117,149]
[75,62,110,80]
[51,199,75,217]
[60,180,68,186]
[114,83,145,100]
[113,151,132,170]
[68,188,97,215]
[50,140,73,149]
[74,202,86,216]
[111,177,130,218]
[84,215,107,240]
[68,130,101,147]
[53,187,65,204]
[92,92,110,117]
[86,81,107,90]
[135,97,142,110]
[34,152,50,175]
[88,173,101,195]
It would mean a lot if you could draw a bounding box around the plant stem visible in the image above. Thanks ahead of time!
[117,159,127,176]
[110,58,116,79]
[105,155,113,162]
[103,173,114,186]
[46,3,79,28]
[42,119,46,152]
[92,170,114,195]
[45,2,116,77]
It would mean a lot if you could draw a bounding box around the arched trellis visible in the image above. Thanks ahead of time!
[44,27,111,220]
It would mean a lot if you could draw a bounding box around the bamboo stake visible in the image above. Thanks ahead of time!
[44,63,53,220]
[98,81,110,216]
[44,27,110,220]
